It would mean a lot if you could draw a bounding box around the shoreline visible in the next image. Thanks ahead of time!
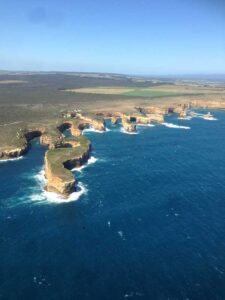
[0,105,220,198]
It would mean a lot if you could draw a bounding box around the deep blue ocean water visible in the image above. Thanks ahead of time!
[1,111,225,299]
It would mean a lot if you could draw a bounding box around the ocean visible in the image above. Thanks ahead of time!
[1,111,225,299]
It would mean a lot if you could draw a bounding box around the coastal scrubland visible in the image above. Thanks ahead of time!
[0,72,225,151]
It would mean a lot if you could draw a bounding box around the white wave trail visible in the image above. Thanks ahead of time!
[82,127,111,134]
[178,116,192,120]
[137,124,155,127]
[162,122,190,130]
[0,156,24,163]
[120,128,138,135]
[200,116,218,121]
[71,156,98,172]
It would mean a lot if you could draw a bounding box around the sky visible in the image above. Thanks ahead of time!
[0,0,225,75]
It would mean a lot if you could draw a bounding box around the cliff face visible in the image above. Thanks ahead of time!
[145,113,164,123]
[45,156,76,195]
[0,147,27,160]
[111,116,121,125]
[91,119,106,131]
[59,115,106,137]
[79,116,106,132]
[0,128,46,161]
[121,112,164,129]
[178,110,187,118]
[190,100,225,109]
[44,136,91,197]
[143,107,167,115]
[122,117,137,133]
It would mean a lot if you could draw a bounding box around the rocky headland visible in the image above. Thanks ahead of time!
[0,101,223,198]
[45,135,91,196]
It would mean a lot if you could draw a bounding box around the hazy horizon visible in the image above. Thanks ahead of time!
[1,0,225,75]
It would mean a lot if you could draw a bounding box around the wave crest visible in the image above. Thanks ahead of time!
[120,128,138,135]
[83,127,110,134]
[72,156,98,172]
[31,168,88,204]
[162,122,190,129]
[0,156,24,163]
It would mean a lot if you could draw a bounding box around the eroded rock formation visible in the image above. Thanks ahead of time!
[121,116,137,133]
[45,136,91,196]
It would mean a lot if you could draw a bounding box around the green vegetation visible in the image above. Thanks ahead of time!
[46,135,91,180]
[122,89,184,98]
[0,72,224,150]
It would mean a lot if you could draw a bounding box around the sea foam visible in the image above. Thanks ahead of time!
[120,128,138,135]
[43,182,88,204]
[82,127,111,134]
[162,122,190,130]
[72,156,98,172]
[31,167,88,204]
[137,124,155,127]
[189,112,218,121]
[0,156,24,163]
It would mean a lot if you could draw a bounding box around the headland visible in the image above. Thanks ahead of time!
[1,72,225,198]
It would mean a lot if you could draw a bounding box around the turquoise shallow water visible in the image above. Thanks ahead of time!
[1,111,225,299]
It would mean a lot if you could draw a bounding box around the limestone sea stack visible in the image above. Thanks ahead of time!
[122,117,137,133]
[179,110,187,119]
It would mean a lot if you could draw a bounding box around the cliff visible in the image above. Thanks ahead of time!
[0,147,27,160]
[0,128,46,160]
[45,136,91,196]
[58,115,106,137]
[122,116,137,133]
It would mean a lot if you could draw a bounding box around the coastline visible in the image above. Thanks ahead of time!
[0,103,221,199]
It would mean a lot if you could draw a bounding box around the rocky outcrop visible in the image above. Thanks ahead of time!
[142,106,167,115]
[178,110,187,118]
[0,147,27,160]
[0,128,46,161]
[111,116,121,125]
[79,116,106,132]
[145,113,164,123]
[190,100,225,109]
[91,119,106,131]
[122,116,137,133]
[122,112,164,126]
[59,115,106,137]
[45,136,91,196]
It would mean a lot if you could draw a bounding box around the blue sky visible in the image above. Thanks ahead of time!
[0,0,225,74]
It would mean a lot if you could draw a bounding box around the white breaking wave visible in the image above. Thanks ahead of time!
[82,127,110,134]
[0,156,24,163]
[31,167,88,204]
[34,168,47,185]
[162,122,190,130]
[120,128,138,135]
[43,182,88,204]
[137,123,155,127]
[200,116,218,121]
[88,156,98,164]
[189,112,217,121]
[72,156,98,172]
[30,182,88,204]
[178,116,192,120]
